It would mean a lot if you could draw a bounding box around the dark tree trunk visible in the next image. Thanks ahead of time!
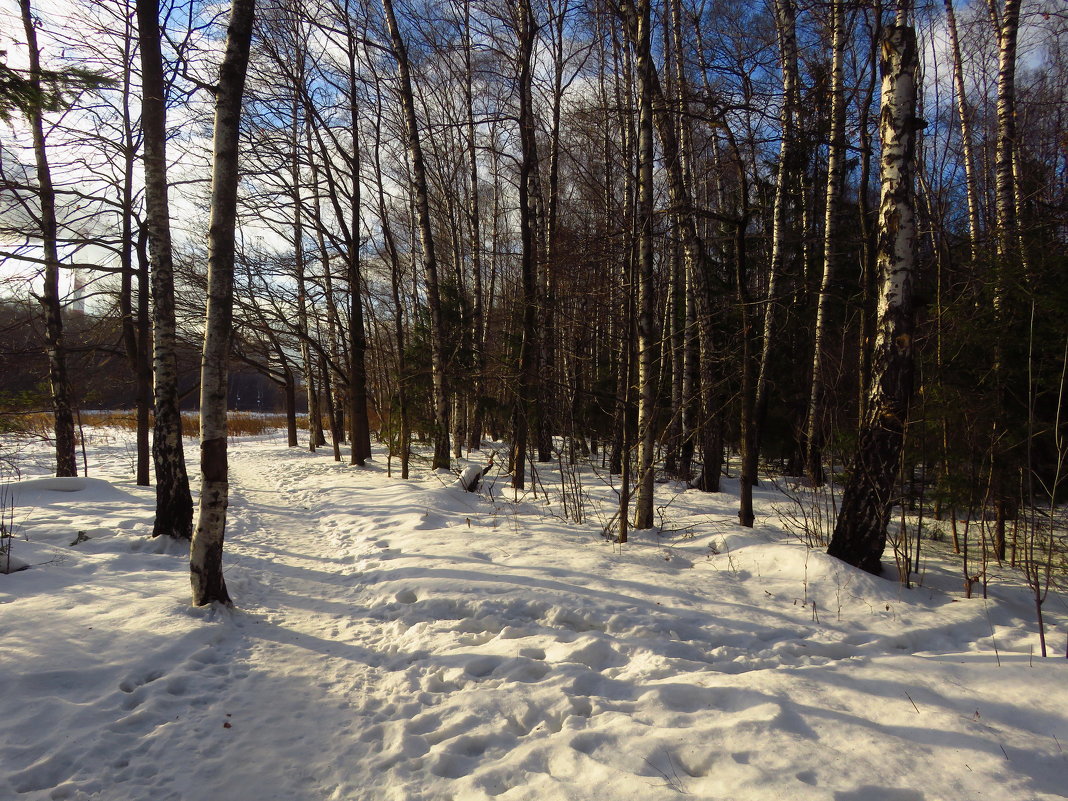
[284,364,298,447]
[20,0,77,479]
[511,0,540,490]
[137,0,194,538]
[345,34,372,466]
[382,0,451,469]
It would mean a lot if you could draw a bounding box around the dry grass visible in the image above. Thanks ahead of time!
[177,412,291,438]
[7,410,292,438]
[1,411,55,438]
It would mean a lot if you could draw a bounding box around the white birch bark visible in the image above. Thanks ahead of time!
[805,0,847,484]
[190,0,256,606]
[632,0,656,530]
[943,0,981,263]
[829,24,920,574]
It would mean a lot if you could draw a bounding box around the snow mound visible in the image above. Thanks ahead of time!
[4,476,139,503]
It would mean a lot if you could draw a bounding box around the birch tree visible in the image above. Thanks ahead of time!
[190,0,256,607]
[631,0,657,530]
[988,0,1024,559]
[804,0,847,484]
[828,22,920,574]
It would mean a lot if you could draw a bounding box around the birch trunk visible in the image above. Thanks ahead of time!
[989,0,1023,561]
[190,0,256,606]
[632,0,656,530]
[20,0,77,479]
[828,24,920,575]
[856,8,881,426]
[943,0,981,263]
[804,0,846,484]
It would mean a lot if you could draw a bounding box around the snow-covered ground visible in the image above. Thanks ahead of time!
[2,429,1067,801]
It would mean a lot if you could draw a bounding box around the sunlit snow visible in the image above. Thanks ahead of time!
[2,429,1066,800]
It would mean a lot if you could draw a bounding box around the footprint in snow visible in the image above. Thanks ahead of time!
[118,669,164,694]
[465,654,504,678]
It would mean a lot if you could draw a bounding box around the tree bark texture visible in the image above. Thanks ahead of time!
[346,39,372,466]
[191,0,256,606]
[988,0,1023,547]
[137,0,194,538]
[511,0,540,490]
[828,24,919,575]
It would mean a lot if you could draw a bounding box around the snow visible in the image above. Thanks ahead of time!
[2,430,1067,800]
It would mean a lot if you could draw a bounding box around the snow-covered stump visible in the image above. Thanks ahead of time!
[458,464,484,493]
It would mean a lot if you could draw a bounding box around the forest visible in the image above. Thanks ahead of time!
[1,0,1067,607]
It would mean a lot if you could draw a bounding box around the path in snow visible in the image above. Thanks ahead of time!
[206,447,1068,801]
[5,439,1066,801]
[189,450,391,800]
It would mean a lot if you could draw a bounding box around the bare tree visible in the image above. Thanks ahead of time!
[137,0,194,538]
[18,0,77,478]
[631,0,657,530]
[804,0,847,485]
[828,23,920,574]
[511,0,541,490]
[381,0,451,470]
[190,0,256,607]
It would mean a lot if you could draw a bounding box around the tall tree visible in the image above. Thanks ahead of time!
[804,0,847,484]
[988,0,1024,560]
[943,0,981,263]
[381,0,451,470]
[190,0,257,606]
[136,0,194,539]
[741,0,801,527]
[341,3,372,466]
[112,5,153,488]
[631,0,657,530]
[511,0,541,490]
[19,0,77,478]
[828,22,920,574]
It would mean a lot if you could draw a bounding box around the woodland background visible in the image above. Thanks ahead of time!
[1,0,1067,598]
